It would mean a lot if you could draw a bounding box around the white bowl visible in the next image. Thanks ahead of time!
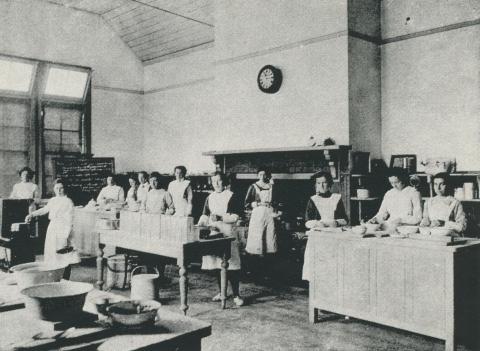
[365,223,380,233]
[419,227,431,235]
[352,226,367,235]
[397,226,419,235]
[430,227,453,236]
[10,262,67,289]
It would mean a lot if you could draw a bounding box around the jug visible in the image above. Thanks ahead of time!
[130,266,160,300]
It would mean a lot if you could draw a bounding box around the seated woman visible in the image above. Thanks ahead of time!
[369,167,422,229]
[302,172,347,281]
[198,172,244,307]
[26,179,80,276]
[10,167,40,202]
[305,171,348,229]
[145,172,174,214]
[420,172,466,234]
[97,174,125,205]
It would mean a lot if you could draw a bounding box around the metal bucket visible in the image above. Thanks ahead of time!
[106,254,131,290]
[130,266,160,300]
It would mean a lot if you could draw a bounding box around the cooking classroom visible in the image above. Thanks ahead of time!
[0,1,479,350]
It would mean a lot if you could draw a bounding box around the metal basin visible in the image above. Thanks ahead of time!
[10,262,67,289]
[20,281,93,321]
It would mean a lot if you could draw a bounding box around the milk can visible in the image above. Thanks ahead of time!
[130,266,160,300]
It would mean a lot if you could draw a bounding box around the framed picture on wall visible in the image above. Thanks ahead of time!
[390,154,417,174]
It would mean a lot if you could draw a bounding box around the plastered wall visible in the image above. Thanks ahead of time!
[381,0,480,170]
[0,0,144,172]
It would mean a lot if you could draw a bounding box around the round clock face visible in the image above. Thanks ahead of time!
[257,65,282,93]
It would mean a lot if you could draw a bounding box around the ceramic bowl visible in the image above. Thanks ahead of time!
[396,226,419,235]
[430,227,453,236]
[365,222,380,233]
[352,226,367,235]
[419,227,431,235]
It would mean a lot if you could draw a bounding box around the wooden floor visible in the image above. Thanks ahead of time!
[68,261,473,351]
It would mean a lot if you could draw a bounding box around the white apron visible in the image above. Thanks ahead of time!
[245,184,276,255]
[201,191,241,270]
[427,196,455,222]
[302,194,341,281]
[168,180,190,217]
[43,197,80,265]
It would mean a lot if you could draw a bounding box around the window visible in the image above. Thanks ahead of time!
[44,67,89,100]
[0,55,91,198]
[0,58,34,93]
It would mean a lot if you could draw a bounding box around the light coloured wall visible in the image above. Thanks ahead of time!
[381,0,480,170]
[143,1,353,173]
[381,0,480,39]
[0,0,144,172]
[143,48,216,173]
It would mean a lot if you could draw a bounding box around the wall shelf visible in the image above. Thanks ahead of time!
[203,145,352,156]
[350,197,379,201]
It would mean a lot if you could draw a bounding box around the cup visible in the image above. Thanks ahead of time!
[455,188,465,200]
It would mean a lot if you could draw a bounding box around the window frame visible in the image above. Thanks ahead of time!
[42,64,91,103]
[0,55,37,98]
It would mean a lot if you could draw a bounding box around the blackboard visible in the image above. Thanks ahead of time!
[54,157,115,205]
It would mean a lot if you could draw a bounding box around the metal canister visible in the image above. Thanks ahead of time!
[130,266,160,300]
[106,254,131,290]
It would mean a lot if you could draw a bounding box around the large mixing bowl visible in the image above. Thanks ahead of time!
[10,262,67,289]
[20,281,93,321]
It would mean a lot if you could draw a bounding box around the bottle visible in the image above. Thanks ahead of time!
[329,162,337,179]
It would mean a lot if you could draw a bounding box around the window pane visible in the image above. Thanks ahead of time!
[0,59,34,92]
[44,67,88,99]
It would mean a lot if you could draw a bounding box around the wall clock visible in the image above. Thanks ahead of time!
[257,65,282,94]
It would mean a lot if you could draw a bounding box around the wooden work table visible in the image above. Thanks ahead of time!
[306,230,480,351]
[96,229,233,315]
[0,287,211,351]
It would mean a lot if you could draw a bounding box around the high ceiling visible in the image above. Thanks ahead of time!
[44,0,214,64]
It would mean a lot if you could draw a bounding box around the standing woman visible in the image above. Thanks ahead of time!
[199,172,243,306]
[97,174,125,205]
[168,166,193,216]
[368,167,422,230]
[126,173,139,210]
[145,172,175,214]
[245,167,280,256]
[302,172,348,281]
[25,179,80,272]
[10,167,40,202]
[137,171,151,210]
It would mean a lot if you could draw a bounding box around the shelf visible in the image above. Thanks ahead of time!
[235,173,340,181]
[203,145,352,156]
[350,197,379,201]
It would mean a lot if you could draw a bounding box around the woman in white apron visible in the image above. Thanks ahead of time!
[10,167,40,202]
[420,173,466,234]
[97,174,125,206]
[126,174,139,210]
[368,168,422,231]
[26,179,80,276]
[137,171,151,210]
[302,172,348,281]
[145,173,174,214]
[168,166,193,217]
[245,168,279,256]
[199,172,243,307]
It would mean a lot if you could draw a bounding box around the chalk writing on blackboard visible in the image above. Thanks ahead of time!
[54,158,115,205]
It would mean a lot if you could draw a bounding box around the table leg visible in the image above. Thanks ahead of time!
[309,307,319,323]
[220,254,229,309]
[179,264,189,316]
[96,243,105,290]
